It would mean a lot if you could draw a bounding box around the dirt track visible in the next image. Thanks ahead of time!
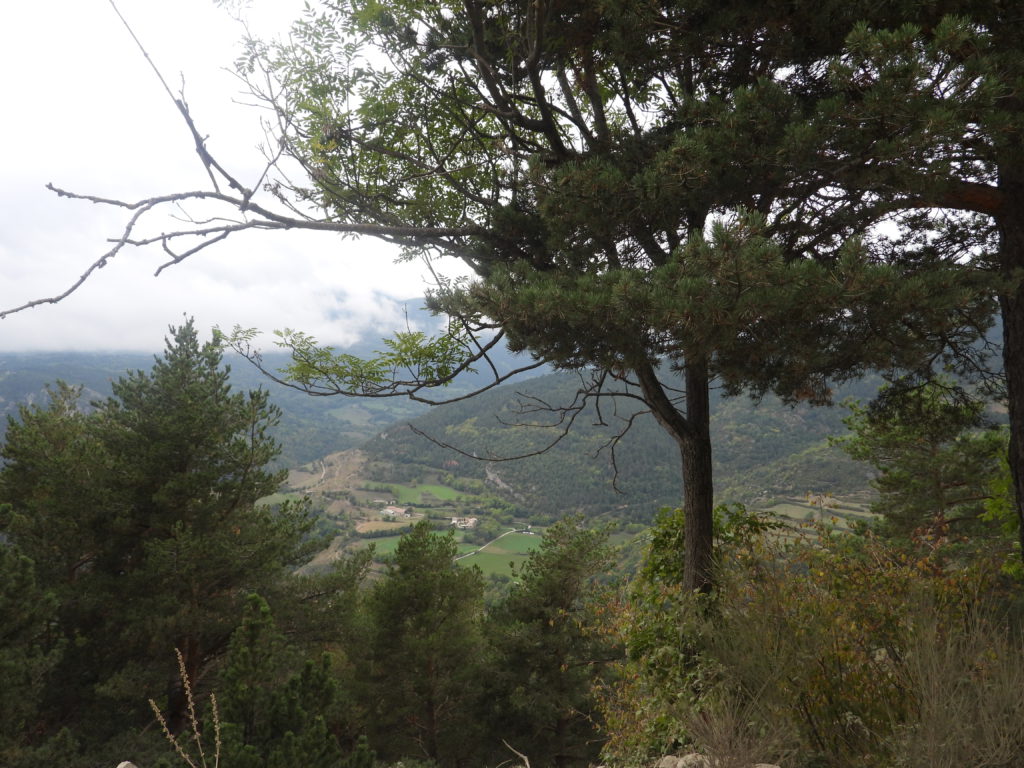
[288,449,367,493]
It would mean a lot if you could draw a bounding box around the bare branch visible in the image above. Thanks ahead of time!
[403,371,656,498]
[502,740,531,768]
[0,177,494,319]
[0,201,153,319]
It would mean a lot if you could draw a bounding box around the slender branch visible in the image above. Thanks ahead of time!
[502,740,531,768]
[0,181,493,319]
[107,0,247,195]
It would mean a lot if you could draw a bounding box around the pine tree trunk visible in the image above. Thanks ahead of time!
[635,359,715,592]
[998,164,1024,562]
[681,363,714,593]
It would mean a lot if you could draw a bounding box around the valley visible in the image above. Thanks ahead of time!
[1,349,883,581]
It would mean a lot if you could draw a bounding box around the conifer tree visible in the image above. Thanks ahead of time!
[91,320,316,734]
[0,535,59,765]
[838,382,1007,541]
[0,320,316,753]
[363,520,486,767]
[764,6,1024,556]
[218,594,343,768]
[484,516,618,768]
[217,0,983,593]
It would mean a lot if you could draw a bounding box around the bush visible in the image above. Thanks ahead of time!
[600,514,1023,768]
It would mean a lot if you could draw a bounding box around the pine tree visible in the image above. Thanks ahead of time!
[0,384,118,745]
[31,1,999,591]
[90,320,314,733]
[212,1,984,593]
[0,382,109,593]
[838,382,1007,541]
[484,516,618,768]
[0,320,317,753]
[363,520,486,767]
[772,6,1024,557]
[218,594,343,768]
[0,533,60,764]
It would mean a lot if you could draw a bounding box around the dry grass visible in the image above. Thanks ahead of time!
[681,685,797,768]
[148,648,220,768]
[893,608,1024,768]
[355,520,413,533]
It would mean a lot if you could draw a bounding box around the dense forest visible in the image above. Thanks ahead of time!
[5,0,1024,766]
[0,326,619,768]
[363,371,881,522]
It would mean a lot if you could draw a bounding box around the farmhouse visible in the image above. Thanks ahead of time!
[381,506,412,518]
[451,516,479,529]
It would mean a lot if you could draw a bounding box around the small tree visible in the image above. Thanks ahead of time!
[217,594,343,768]
[363,520,486,767]
[838,381,1007,541]
[485,516,619,768]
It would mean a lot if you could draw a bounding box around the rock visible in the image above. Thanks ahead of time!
[116,763,139,768]
[655,757,779,768]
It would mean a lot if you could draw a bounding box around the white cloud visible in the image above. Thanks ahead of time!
[0,0,464,352]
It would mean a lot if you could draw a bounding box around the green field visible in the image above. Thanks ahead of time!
[762,497,876,533]
[456,532,543,576]
[360,528,468,557]
[391,483,462,504]
[362,530,543,577]
[363,535,403,556]
[259,491,305,506]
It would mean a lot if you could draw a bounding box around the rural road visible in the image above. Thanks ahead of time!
[454,528,533,561]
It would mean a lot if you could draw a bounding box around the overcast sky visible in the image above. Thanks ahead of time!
[0,0,449,352]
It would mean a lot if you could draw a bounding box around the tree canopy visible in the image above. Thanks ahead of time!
[5,0,1011,590]
[838,380,1008,541]
[0,320,317,752]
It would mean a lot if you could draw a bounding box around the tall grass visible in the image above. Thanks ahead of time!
[148,648,221,768]
[893,607,1024,767]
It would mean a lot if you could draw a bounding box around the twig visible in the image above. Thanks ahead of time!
[502,740,532,768]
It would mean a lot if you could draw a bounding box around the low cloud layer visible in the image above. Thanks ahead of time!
[0,0,456,352]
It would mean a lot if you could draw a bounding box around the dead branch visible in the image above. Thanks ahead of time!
[501,740,531,768]
[403,369,664,496]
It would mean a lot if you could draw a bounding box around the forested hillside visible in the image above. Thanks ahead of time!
[0,324,540,470]
[364,371,880,524]
[0,348,426,469]
[2,350,878,525]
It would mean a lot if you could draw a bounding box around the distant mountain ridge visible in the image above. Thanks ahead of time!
[0,348,423,468]
[0,332,542,469]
